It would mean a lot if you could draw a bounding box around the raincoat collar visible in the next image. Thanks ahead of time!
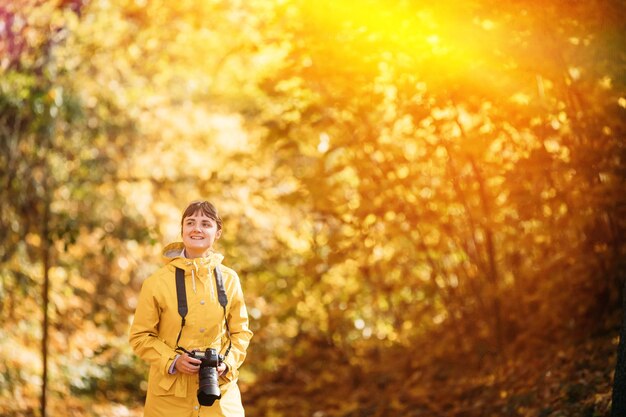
[162,242,225,296]
[162,242,224,271]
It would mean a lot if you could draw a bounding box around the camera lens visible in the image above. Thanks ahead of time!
[198,366,221,405]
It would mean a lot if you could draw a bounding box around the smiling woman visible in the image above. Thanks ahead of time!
[181,201,223,258]
[129,200,253,417]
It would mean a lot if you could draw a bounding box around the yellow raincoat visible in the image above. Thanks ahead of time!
[130,243,253,417]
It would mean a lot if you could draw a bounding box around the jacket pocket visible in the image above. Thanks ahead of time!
[153,373,177,396]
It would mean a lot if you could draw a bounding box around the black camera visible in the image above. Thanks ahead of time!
[188,348,224,406]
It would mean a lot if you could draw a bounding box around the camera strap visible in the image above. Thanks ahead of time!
[174,266,232,358]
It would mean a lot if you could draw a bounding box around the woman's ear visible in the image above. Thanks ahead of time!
[216,229,222,240]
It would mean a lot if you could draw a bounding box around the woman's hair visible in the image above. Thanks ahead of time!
[180,200,223,232]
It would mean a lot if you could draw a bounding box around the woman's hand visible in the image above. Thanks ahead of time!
[175,353,202,375]
[217,362,228,377]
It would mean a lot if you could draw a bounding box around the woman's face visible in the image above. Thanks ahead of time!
[181,212,222,258]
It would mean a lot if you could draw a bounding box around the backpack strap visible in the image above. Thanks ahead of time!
[174,265,232,358]
[174,267,187,348]
[214,266,228,308]
[215,266,232,358]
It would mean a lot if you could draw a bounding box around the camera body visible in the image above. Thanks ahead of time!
[188,348,224,406]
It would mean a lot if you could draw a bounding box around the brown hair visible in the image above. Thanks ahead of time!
[180,200,223,233]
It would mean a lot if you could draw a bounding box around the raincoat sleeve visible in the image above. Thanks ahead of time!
[221,271,253,383]
[129,273,179,375]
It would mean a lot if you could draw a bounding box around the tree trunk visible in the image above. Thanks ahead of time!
[41,197,50,417]
[612,279,626,416]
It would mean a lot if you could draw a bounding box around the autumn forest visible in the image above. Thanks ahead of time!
[1,0,625,416]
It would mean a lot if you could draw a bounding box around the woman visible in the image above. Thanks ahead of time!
[130,200,253,417]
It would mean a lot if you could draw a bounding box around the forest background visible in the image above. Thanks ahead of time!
[1,0,625,416]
